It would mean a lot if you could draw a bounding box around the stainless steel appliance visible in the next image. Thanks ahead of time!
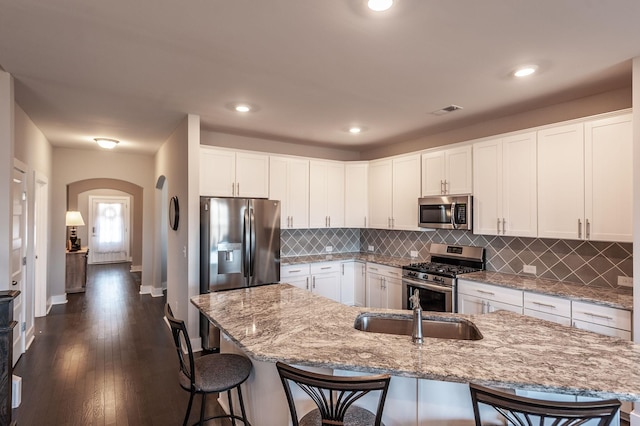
[199,197,281,351]
[402,243,484,313]
[418,195,472,230]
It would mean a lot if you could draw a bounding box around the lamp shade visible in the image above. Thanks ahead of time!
[65,211,85,227]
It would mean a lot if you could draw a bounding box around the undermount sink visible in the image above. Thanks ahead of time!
[354,313,483,341]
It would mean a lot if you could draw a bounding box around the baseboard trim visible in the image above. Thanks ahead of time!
[150,287,164,298]
[130,264,142,273]
[50,294,68,305]
[139,285,152,295]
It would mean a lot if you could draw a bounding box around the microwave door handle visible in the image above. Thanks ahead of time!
[450,202,459,229]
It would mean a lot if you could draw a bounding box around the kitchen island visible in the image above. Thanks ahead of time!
[191,283,640,425]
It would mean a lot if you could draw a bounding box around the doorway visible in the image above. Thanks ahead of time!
[12,163,27,365]
[88,196,130,264]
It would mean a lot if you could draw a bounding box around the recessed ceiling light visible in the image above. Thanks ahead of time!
[367,0,393,12]
[513,66,538,78]
[94,138,119,149]
[226,102,260,113]
[349,127,362,134]
[344,126,367,134]
[235,104,251,113]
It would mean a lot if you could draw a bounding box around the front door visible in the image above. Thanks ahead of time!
[89,196,130,264]
[12,165,26,366]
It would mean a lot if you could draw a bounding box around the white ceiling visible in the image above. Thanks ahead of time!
[0,0,638,155]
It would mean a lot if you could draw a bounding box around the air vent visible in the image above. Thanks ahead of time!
[431,105,464,116]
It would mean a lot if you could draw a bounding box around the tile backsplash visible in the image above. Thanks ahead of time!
[281,228,632,289]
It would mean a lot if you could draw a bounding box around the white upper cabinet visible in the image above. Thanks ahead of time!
[538,112,632,242]
[584,113,633,242]
[473,132,537,237]
[269,156,309,229]
[309,160,345,228]
[369,154,421,230]
[537,123,585,240]
[344,162,368,228]
[200,147,269,198]
[368,159,393,229]
[421,145,472,196]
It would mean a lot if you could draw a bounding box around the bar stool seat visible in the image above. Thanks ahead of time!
[299,405,381,426]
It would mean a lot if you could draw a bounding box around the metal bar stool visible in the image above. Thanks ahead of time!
[469,383,621,426]
[165,304,252,426]
[276,361,390,426]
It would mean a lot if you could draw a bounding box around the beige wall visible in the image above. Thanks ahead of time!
[362,87,632,160]
[50,147,155,298]
[0,71,13,292]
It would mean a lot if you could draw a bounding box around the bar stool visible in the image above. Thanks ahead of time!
[469,383,621,426]
[276,361,390,426]
[165,304,252,426]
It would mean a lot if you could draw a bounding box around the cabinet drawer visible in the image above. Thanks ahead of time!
[523,292,571,318]
[366,263,401,280]
[572,319,631,340]
[457,280,523,307]
[310,262,340,275]
[281,264,310,278]
[571,301,631,331]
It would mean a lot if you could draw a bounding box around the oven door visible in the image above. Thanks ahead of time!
[402,277,454,313]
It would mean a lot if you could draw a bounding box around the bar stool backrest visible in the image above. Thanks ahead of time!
[469,383,621,426]
[276,362,390,426]
[165,304,196,391]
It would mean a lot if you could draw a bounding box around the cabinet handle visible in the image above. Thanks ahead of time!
[440,180,445,194]
[312,277,316,289]
[306,277,309,290]
[288,269,301,273]
[497,218,501,234]
[328,216,331,227]
[320,266,331,270]
[578,219,582,239]
[532,301,556,309]
[236,182,240,196]
[444,180,448,194]
[502,218,506,235]
[369,267,378,271]
[388,217,391,228]
[476,289,495,296]
[341,264,344,274]
[290,216,293,227]
[581,312,613,321]
[586,219,590,239]
[232,183,235,196]
[364,217,367,228]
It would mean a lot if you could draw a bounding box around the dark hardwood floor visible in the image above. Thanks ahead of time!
[12,263,230,426]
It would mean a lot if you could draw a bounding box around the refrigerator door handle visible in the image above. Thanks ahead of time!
[250,208,256,278]
[243,207,250,279]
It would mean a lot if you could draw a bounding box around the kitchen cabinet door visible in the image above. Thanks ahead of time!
[366,272,385,308]
[312,271,341,302]
[473,138,502,236]
[309,160,344,228]
[270,156,309,229]
[235,151,269,198]
[537,123,585,239]
[457,293,486,315]
[200,147,235,197]
[353,262,366,307]
[368,159,393,229]
[502,132,537,237]
[584,113,632,242]
[340,262,355,306]
[392,154,421,230]
[345,162,368,228]
[421,146,472,196]
[385,275,403,310]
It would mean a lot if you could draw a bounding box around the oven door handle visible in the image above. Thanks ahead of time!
[403,278,451,293]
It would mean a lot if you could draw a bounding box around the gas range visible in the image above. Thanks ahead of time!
[401,243,485,312]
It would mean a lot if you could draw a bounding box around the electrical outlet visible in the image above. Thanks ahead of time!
[325,246,333,253]
[368,245,374,252]
[410,250,418,258]
[618,276,633,287]
[522,264,536,274]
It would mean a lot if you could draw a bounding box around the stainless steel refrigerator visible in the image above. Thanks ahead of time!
[199,197,281,351]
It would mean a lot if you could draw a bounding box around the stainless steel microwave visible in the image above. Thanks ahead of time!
[418,195,472,230]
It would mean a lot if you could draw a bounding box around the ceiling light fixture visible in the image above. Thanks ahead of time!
[235,104,252,113]
[349,127,362,134]
[367,0,393,12]
[513,65,538,78]
[94,138,119,149]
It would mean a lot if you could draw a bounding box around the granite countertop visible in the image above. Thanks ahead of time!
[281,252,416,268]
[191,283,640,402]
[460,271,633,311]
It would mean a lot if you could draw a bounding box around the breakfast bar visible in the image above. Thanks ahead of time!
[191,283,640,425]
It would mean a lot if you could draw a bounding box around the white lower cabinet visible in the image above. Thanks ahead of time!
[571,300,631,340]
[281,264,311,291]
[523,292,571,326]
[457,280,523,315]
[340,261,366,307]
[310,262,341,302]
[366,263,403,309]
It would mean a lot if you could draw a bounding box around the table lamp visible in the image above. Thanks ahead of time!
[66,211,85,251]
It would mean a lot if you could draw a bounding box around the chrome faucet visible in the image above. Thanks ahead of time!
[410,289,423,344]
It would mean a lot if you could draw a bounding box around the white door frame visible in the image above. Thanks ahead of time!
[34,171,48,317]
[12,159,27,366]
[88,195,131,264]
